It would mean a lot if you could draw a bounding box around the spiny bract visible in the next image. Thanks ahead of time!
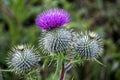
[73,32,103,60]
[7,44,39,74]
[39,27,72,54]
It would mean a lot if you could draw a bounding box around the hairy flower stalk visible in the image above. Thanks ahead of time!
[35,8,70,30]
[73,32,103,60]
[7,45,39,74]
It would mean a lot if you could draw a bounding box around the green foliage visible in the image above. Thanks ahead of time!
[0,0,120,80]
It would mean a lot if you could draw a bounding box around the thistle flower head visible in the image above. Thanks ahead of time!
[73,32,103,60]
[35,8,70,30]
[7,44,39,74]
[39,27,72,53]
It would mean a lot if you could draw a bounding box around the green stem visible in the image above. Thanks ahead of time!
[53,54,64,80]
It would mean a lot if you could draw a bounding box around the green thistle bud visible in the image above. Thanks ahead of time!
[39,27,72,54]
[73,32,103,60]
[7,44,39,74]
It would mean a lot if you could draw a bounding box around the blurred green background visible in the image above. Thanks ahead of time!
[0,0,120,80]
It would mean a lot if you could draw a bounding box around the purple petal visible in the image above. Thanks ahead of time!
[35,8,70,30]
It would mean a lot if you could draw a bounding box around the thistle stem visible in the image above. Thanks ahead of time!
[59,62,72,80]
[53,55,63,80]
[59,63,65,80]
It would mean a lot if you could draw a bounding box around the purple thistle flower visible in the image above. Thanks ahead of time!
[35,8,70,30]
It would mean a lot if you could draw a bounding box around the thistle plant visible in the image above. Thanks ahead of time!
[35,8,73,80]
[35,8,104,80]
[5,8,104,80]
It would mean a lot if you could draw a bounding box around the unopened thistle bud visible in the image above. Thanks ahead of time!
[73,32,103,60]
[35,8,70,30]
[7,44,39,74]
[39,28,72,54]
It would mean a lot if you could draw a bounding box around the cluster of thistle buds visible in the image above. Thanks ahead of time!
[7,8,103,78]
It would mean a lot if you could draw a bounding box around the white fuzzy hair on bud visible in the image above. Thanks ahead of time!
[73,31,103,60]
[39,27,72,54]
[7,44,39,74]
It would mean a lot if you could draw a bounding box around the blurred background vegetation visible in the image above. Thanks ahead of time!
[0,0,120,80]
